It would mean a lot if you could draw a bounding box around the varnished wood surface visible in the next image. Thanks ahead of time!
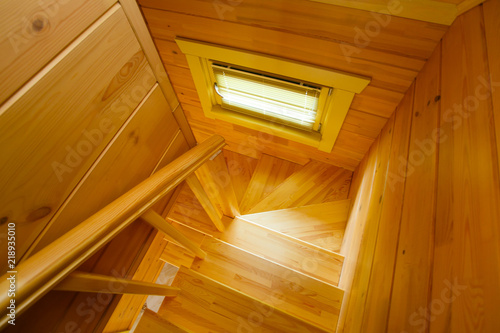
[242,201,350,252]
[192,237,344,331]
[160,266,329,333]
[0,0,116,105]
[28,85,177,255]
[248,161,352,214]
[240,154,302,214]
[340,3,500,331]
[136,308,190,333]
[0,5,152,270]
[103,230,168,333]
[138,0,448,169]
[220,217,344,287]
[223,149,258,205]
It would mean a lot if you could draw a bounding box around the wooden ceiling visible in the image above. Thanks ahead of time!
[138,0,449,170]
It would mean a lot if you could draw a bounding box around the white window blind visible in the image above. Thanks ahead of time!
[212,64,321,131]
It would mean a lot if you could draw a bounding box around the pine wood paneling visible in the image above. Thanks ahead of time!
[136,308,188,333]
[361,83,414,332]
[483,0,500,178]
[138,0,447,169]
[430,6,500,332]
[0,0,116,105]
[387,43,441,332]
[0,6,153,270]
[342,4,500,331]
[29,85,179,253]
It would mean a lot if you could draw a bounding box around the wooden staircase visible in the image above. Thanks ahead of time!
[136,151,353,332]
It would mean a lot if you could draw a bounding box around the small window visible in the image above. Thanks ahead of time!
[176,38,370,152]
[212,63,324,132]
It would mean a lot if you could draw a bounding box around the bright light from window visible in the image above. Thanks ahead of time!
[213,64,321,131]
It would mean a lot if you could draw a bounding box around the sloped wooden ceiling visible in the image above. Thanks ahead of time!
[138,0,448,170]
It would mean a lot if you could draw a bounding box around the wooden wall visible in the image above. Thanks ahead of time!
[138,0,448,170]
[0,0,192,332]
[340,2,500,332]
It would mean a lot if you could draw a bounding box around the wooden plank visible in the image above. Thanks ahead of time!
[222,149,258,205]
[336,139,378,330]
[343,110,390,139]
[309,0,457,25]
[103,230,168,332]
[0,135,226,329]
[195,151,240,217]
[160,241,196,269]
[360,83,414,332]
[141,209,206,259]
[144,10,419,93]
[54,271,179,296]
[342,112,394,333]
[135,309,190,333]
[240,154,301,214]
[119,0,197,148]
[185,173,225,232]
[242,200,350,252]
[28,85,178,254]
[168,183,222,236]
[218,217,344,286]
[193,237,344,332]
[160,266,328,333]
[483,0,500,180]
[118,0,178,111]
[0,0,116,105]
[430,8,500,332]
[248,161,352,214]
[387,43,441,332]
[139,0,446,59]
[0,6,153,269]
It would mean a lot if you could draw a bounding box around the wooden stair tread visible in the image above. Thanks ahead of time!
[223,149,258,206]
[192,237,343,332]
[217,217,344,286]
[160,241,196,269]
[240,154,302,214]
[248,161,352,214]
[135,308,191,333]
[159,266,329,333]
[241,200,350,252]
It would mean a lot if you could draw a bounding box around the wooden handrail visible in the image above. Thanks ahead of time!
[0,135,225,329]
[54,271,180,296]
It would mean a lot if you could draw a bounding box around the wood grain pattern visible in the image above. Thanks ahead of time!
[361,83,414,332]
[430,7,500,332]
[103,230,168,333]
[195,151,240,217]
[223,149,258,205]
[0,6,153,269]
[28,85,177,254]
[248,161,352,214]
[218,217,344,286]
[241,200,350,252]
[138,0,446,169]
[161,266,328,333]
[240,154,302,214]
[0,0,116,105]
[387,44,441,332]
[135,308,190,333]
[0,135,225,328]
[192,237,344,332]
[483,0,500,180]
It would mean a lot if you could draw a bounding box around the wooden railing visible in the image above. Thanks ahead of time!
[0,135,225,329]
